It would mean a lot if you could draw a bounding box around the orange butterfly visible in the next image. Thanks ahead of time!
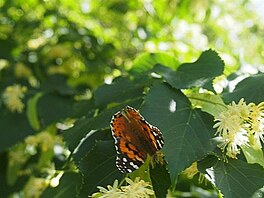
[111,106,164,173]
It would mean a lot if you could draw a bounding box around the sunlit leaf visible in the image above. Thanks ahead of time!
[241,145,264,168]
[187,92,227,116]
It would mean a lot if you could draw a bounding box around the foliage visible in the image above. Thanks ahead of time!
[1,0,264,198]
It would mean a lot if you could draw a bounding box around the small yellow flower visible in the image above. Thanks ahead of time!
[2,84,27,113]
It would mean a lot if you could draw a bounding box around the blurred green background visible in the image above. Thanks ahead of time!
[1,0,264,90]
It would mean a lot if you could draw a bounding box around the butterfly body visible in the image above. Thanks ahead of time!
[111,106,164,173]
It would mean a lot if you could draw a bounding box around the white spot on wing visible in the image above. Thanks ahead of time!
[129,161,139,169]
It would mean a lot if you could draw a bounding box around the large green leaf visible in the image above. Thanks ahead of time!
[155,49,224,91]
[141,82,215,187]
[41,172,82,198]
[214,159,264,198]
[223,73,264,104]
[78,140,123,197]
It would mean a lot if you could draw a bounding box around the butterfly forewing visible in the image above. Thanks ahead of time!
[111,106,164,173]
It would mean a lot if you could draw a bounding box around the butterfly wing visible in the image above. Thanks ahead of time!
[115,138,144,173]
[111,110,145,173]
[111,106,164,173]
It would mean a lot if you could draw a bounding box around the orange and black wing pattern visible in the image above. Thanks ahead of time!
[110,106,164,173]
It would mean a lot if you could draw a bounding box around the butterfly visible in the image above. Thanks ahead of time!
[110,106,164,173]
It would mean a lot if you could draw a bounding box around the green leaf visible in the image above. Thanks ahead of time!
[37,93,75,127]
[197,155,219,174]
[26,92,43,131]
[141,82,215,187]
[214,159,264,198]
[78,140,123,197]
[0,108,33,152]
[41,75,75,95]
[72,129,112,164]
[94,77,144,108]
[155,49,224,91]
[131,52,179,73]
[241,145,264,168]
[187,92,227,116]
[72,99,95,118]
[223,73,264,104]
[41,172,82,198]
[150,163,171,198]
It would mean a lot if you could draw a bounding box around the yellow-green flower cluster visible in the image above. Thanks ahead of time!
[214,98,264,158]
[2,84,27,113]
[91,177,154,198]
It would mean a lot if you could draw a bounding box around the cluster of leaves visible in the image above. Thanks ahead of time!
[61,50,264,198]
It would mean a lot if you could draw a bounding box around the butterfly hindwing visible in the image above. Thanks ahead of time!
[114,137,145,173]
